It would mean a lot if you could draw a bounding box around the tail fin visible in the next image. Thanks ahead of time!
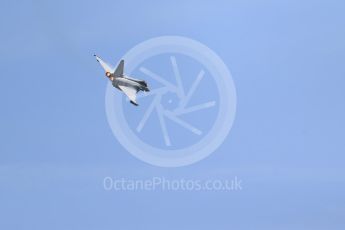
[114,60,124,77]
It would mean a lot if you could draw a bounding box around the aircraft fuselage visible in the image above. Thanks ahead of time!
[112,75,149,92]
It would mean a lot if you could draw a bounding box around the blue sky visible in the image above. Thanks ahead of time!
[1,0,345,229]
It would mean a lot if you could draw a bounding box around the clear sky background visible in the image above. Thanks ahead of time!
[1,0,345,229]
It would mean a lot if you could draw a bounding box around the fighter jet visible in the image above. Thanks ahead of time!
[94,55,149,106]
